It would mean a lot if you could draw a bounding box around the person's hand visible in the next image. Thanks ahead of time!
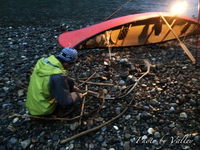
[71,92,83,102]
[79,93,83,99]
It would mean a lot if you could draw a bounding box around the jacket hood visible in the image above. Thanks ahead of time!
[34,55,67,77]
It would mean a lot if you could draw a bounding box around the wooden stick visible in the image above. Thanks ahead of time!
[9,113,83,121]
[77,72,96,88]
[159,13,195,62]
[90,89,107,117]
[79,85,87,125]
[75,76,101,80]
[76,80,114,86]
[75,89,100,98]
[13,76,28,88]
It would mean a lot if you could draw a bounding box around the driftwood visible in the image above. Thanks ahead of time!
[76,80,114,86]
[71,72,113,86]
[77,72,96,88]
[9,113,84,121]
[13,76,28,88]
[75,89,100,98]
[79,85,88,125]
[89,89,107,118]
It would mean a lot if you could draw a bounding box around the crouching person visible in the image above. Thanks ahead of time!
[26,47,83,116]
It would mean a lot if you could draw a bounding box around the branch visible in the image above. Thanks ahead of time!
[77,72,96,88]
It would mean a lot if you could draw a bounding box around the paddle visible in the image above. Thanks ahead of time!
[159,13,195,63]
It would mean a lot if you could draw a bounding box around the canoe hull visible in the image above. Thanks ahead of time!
[58,12,199,50]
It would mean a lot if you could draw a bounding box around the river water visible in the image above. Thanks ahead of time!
[0,0,198,27]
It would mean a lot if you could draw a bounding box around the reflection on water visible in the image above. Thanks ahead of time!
[0,0,198,27]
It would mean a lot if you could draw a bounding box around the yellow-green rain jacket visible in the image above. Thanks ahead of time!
[26,55,67,115]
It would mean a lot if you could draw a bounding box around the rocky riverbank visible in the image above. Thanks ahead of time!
[0,25,200,150]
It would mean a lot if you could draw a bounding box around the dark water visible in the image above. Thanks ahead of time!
[0,0,198,28]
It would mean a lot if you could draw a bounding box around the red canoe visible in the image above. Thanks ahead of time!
[58,12,199,50]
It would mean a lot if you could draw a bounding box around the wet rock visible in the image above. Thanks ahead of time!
[119,79,125,85]
[7,125,17,132]
[113,125,119,130]
[189,99,196,106]
[20,139,31,149]
[194,136,200,145]
[101,127,107,132]
[125,114,131,120]
[18,89,24,97]
[140,112,152,119]
[98,135,104,142]
[31,137,39,143]
[0,92,6,97]
[147,127,155,134]
[179,112,188,119]
[115,107,121,115]
[124,133,131,139]
[123,141,130,150]
[70,122,79,130]
[89,143,94,149]
[169,107,175,112]
[126,75,137,83]
[169,103,178,108]
[12,117,19,123]
[101,141,107,147]
[52,134,59,141]
[9,137,18,144]
[67,143,74,150]
[150,99,159,106]
[154,132,161,138]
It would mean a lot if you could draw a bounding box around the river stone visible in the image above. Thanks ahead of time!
[98,135,104,142]
[125,114,131,120]
[89,143,94,149]
[194,136,200,144]
[101,141,107,147]
[70,122,79,130]
[124,133,131,139]
[12,117,19,123]
[18,89,24,97]
[154,132,161,138]
[179,112,188,119]
[140,112,152,119]
[147,128,155,134]
[123,141,130,150]
[115,107,121,115]
[67,143,74,150]
[20,139,31,149]
[52,134,59,141]
[189,99,196,106]
[0,92,6,97]
[9,137,18,144]
[150,99,159,106]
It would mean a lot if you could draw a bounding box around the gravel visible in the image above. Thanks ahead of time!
[0,23,200,150]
